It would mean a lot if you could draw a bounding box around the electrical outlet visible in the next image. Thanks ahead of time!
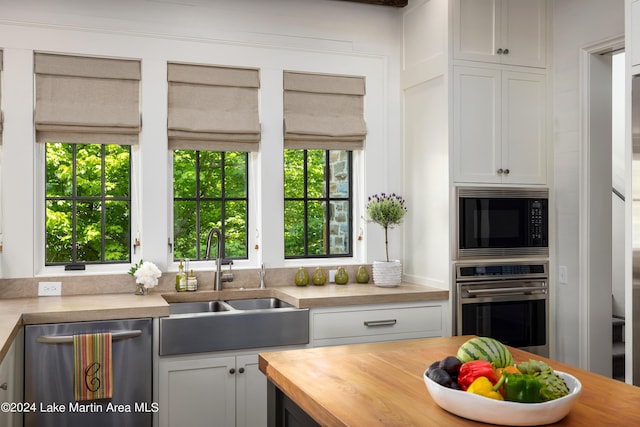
[558,266,568,285]
[329,270,337,283]
[38,281,62,296]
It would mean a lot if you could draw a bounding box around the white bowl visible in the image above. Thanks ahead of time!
[423,369,582,426]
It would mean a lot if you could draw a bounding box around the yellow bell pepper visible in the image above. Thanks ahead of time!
[466,376,504,400]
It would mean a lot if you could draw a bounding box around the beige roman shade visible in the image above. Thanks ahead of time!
[34,53,141,145]
[167,63,260,152]
[283,71,366,150]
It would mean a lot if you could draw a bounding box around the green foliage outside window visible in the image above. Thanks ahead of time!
[45,143,131,264]
[173,150,248,261]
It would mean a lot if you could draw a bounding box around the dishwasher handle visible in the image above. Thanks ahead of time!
[36,329,142,344]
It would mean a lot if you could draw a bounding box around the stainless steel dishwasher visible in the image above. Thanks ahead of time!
[24,318,153,427]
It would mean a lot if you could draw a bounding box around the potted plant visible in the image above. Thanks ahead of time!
[366,193,407,287]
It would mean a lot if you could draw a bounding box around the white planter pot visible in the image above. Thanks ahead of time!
[372,260,402,287]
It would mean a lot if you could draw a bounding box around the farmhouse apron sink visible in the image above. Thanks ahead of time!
[159,298,309,355]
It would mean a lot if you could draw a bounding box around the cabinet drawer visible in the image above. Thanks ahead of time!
[313,305,442,341]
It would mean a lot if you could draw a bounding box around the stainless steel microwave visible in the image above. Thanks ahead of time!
[455,186,549,259]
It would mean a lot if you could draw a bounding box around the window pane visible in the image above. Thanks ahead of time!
[173,150,197,198]
[105,200,130,261]
[329,150,350,198]
[76,144,102,197]
[330,200,350,255]
[200,151,222,199]
[76,201,102,262]
[174,200,197,260]
[307,149,325,199]
[307,200,326,255]
[284,150,304,198]
[104,145,130,197]
[46,143,73,197]
[224,152,247,198]
[225,200,247,257]
[284,200,305,257]
[200,200,222,258]
[46,200,73,263]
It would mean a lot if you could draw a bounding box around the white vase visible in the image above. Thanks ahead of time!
[372,260,402,287]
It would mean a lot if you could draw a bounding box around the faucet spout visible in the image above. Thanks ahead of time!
[205,227,223,291]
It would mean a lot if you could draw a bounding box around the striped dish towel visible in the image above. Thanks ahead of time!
[73,332,113,401]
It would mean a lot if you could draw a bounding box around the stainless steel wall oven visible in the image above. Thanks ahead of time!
[454,260,549,357]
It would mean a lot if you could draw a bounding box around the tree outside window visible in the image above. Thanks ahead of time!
[45,142,131,265]
[284,149,352,258]
[173,150,248,261]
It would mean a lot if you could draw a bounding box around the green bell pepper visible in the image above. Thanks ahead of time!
[502,373,542,403]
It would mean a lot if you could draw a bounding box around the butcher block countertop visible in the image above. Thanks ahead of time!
[0,282,447,364]
[259,335,640,426]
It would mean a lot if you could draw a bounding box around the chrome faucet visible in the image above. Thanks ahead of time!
[205,227,224,291]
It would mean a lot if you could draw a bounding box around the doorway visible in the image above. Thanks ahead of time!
[580,37,624,378]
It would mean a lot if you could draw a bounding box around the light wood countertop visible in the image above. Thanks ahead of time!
[0,282,448,364]
[259,335,640,426]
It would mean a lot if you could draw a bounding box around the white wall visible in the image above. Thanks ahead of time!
[552,0,624,366]
[0,0,405,278]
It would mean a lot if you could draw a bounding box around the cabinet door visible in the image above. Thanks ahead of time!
[501,71,546,184]
[159,356,236,427]
[453,0,500,63]
[501,0,546,67]
[453,66,502,183]
[454,0,546,68]
[0,341,14,427]
[236,354,267,427]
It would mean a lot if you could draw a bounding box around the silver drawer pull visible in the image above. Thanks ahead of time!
[364,319,397,327]
[37,329,142,344]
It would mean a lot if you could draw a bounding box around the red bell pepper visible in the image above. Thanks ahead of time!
[457,360,498,391]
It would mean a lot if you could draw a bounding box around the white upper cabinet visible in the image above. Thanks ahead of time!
[453,66,547,184]
[453,0,547,68]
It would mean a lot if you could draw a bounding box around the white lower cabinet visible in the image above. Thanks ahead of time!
[310,302,446,346]
[158,353,266,427]
[0,329,22,427]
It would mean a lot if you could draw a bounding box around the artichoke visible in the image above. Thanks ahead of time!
[516,359,570,401]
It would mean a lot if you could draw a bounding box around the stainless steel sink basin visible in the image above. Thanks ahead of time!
[169,300,231,314]
[225,297,293,310]
[159,297,309,356]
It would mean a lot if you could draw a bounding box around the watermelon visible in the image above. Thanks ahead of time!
[456,337,514,368]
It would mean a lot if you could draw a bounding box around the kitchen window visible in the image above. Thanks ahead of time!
[284,149,352,258]
[45,143,131,264]
[35,53,141,268]
[173,149,248,261]
[283,71,365,260]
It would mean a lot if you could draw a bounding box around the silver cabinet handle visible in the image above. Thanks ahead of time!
[497,168,504,174]
[497,48,503,54]
[503,48,509,54]
[503,168,510,175]
[0,382,7,390]
[37,329,142,344]
[364,319,397,327]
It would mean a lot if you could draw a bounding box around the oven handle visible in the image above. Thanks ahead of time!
[36,329,142,344]
[464,285,546,296]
